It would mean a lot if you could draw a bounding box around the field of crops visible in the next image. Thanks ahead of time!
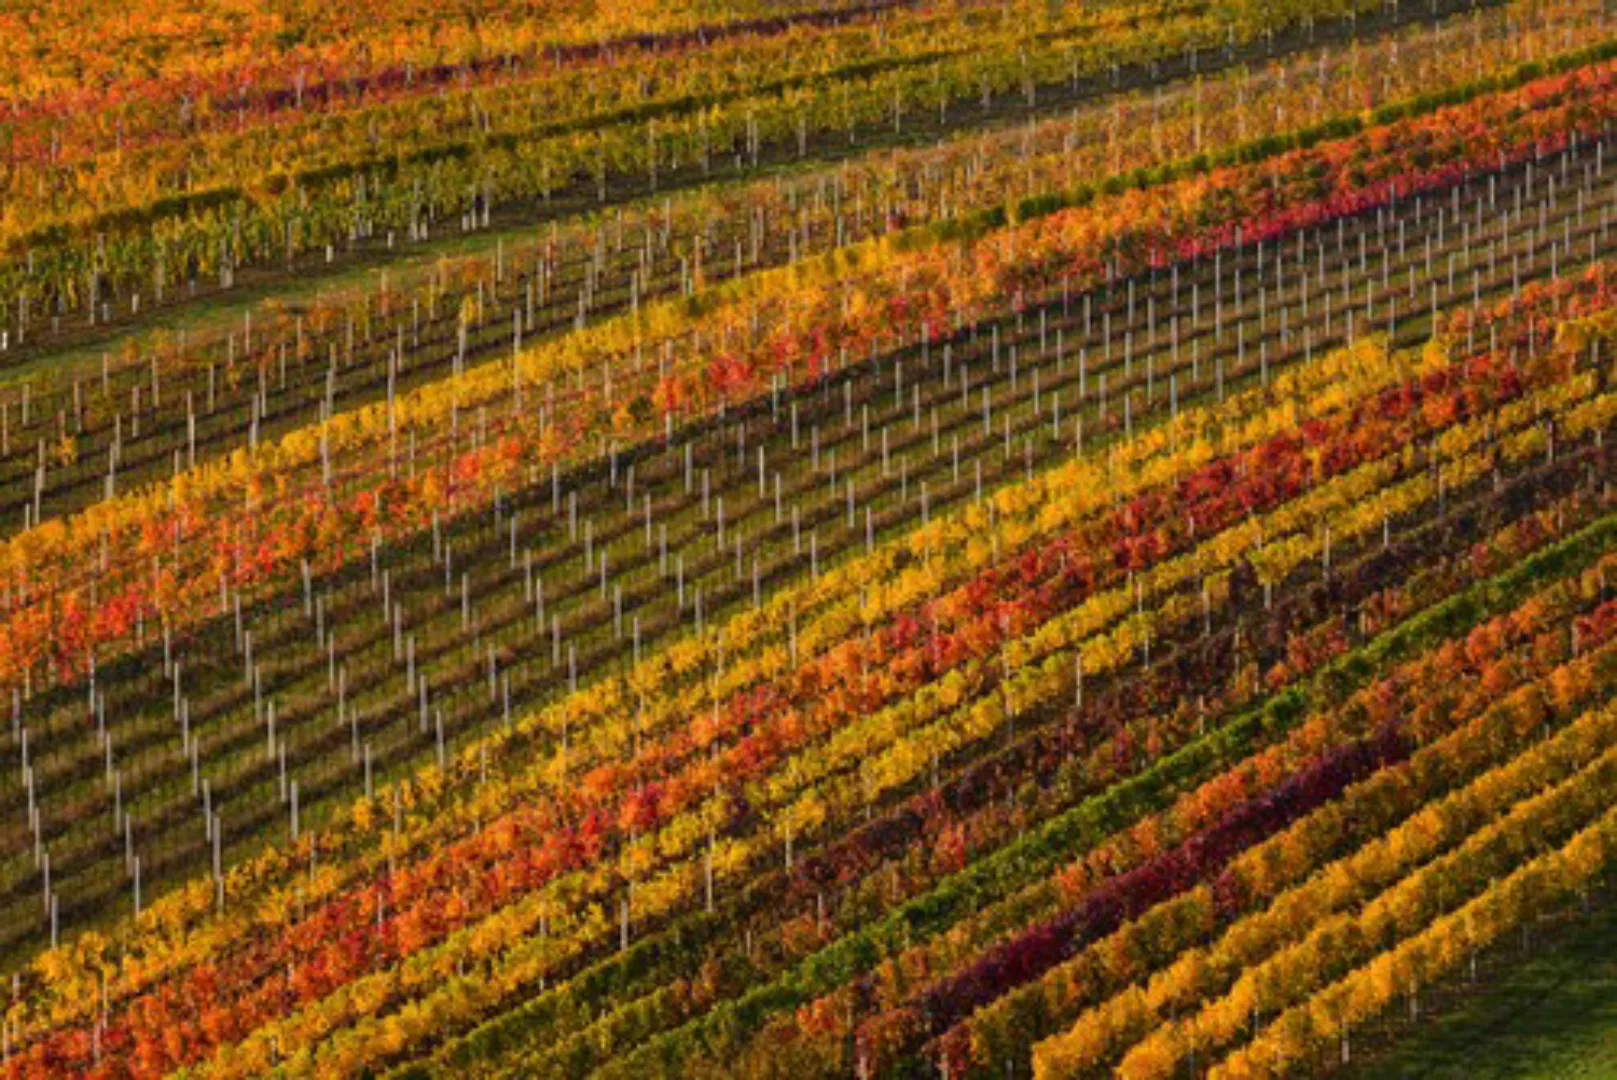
[0,0,1613,1076]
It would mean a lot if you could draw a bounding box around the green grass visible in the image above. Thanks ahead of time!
[1346,901,1617,1080]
